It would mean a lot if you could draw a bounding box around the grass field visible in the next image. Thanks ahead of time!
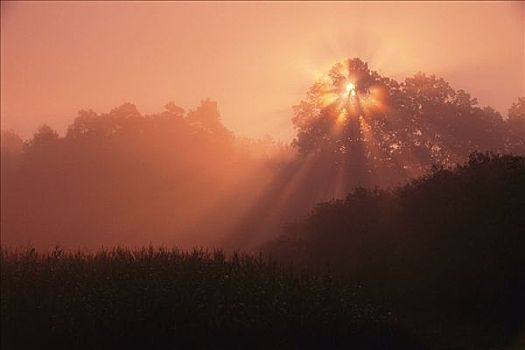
[2,246,523,349]
[1,247,411,349]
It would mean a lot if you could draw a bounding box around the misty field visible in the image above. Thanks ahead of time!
[2,153,524,349]
[2,3,524,347]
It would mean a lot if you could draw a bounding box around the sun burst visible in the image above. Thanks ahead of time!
[317,72,387,122]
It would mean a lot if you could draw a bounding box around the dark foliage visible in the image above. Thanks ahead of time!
[1,248,412,349]
[1,58,524,348]
[1,59,524,250]
[292,58,525,191]
[2,154,523,349]
[266,153,525,349]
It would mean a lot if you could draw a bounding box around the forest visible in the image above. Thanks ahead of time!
[2,59,524,250]
[1,58,525,348]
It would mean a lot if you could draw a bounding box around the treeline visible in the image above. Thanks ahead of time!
[1,57,524,346]
[1,100,291,249]
[292,59,525,192]
[265,153,525,347]
[1,59,524,250]
[2,154,524,349]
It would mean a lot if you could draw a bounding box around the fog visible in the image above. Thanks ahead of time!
[2,58,524,250]
[1,2,524,250]
[2,4,524,348]
[1,2,523,140]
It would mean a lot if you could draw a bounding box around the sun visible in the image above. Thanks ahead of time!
[313,59,390,122]
[345,82,356,96]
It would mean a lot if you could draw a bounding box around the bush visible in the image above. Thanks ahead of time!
[265,153,525,348]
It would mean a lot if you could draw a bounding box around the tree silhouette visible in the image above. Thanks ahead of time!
[1,62,523,250]
[292,58,523,185]
[0,100,286,249]
[265,153,525,340]
[508,97,525,137]
[187,99,227,134]
[24,124,59,149]
[1,130,24,156]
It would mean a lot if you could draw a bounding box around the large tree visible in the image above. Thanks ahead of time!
[292,58,522,184]
[508,97,525,135]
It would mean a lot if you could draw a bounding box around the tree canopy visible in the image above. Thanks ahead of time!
[292,58,524,181]
[1,58,524,250]
[1,100,286,249]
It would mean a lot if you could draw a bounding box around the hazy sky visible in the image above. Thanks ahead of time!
[1,1,524,140]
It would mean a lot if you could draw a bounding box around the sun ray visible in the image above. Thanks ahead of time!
[224,151,320,251]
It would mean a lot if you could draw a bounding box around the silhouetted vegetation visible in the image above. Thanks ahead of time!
[1,58,524,348]
[2,154,524,349]
[1,59,523,250]
[292,58,525,192]
[266,153,525,349]
[1,248,407,349]
[1,100,292,249]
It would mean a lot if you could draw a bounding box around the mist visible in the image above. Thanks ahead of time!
[2,58,524,250]
[1,2,525,348]
[1,2,523,140]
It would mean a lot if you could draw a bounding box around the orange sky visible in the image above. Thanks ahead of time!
[1,1,524,140]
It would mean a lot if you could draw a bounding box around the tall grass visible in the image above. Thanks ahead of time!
[1,246,405,349]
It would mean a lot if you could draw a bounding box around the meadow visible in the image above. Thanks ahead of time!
[2,247,404,349]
